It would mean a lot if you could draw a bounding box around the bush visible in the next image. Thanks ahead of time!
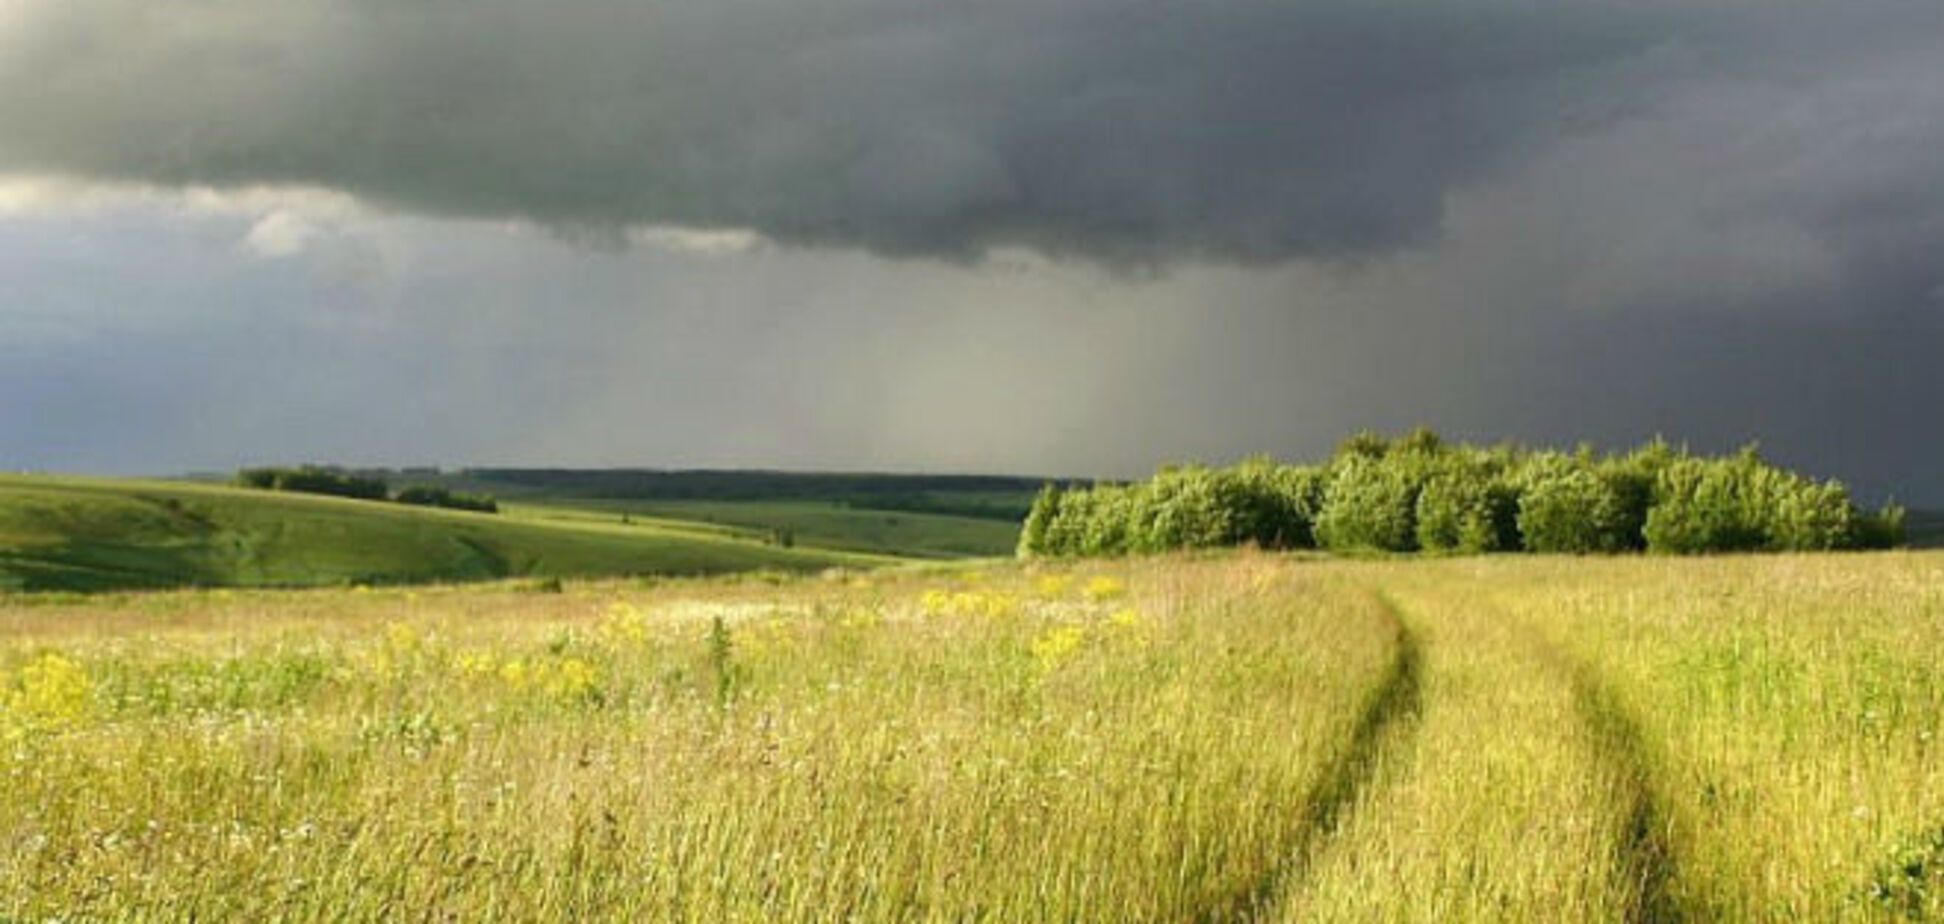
[1314,455,1420,553]
[1517,461,1632,554]
[1767,480,1855,551]
[1261,464,1328,549]
[1020,461,1328,558]
[1128,467,1238,553]
[1038,485,1135,558]
[1642,448,1870,553]
[1416,469,1518,554]
[1018,485,1060,557]
[1853,504,1906,550]
[1643,457,1759,553]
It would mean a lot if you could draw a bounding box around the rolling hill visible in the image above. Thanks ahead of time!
[0,475,880,592]
[282,467,1050,559]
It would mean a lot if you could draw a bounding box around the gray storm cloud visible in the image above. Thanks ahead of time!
[4,0,1944,503]
[0,0,1672,263]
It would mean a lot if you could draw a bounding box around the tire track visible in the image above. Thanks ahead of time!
[1198,590,1424,924]
[1513,618,1695,924]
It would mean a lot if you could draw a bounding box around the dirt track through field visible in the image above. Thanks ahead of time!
[1269,576,1703,923]
[1200,590,1424,923]
[1504,606,1697,924]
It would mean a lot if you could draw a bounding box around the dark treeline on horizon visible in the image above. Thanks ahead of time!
[1020,430,1907,558]
[455,469,1080,521]
[235,466,498,514]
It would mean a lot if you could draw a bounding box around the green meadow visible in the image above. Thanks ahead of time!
[0,475,878,593]
[3,552,1940,920]
[518,498,1024,559]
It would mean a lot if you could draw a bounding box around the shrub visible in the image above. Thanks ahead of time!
[1853,504,1907,550]
[1767,480,1855,551]
[1049,492,1096,556]
[1642,448,1869,554]
[1262,464,1328,549]
[1416,469,1518,554]
[1211,460,1293,549]
[1314,455,1420,553]
[1517,462,1632,554]
[1128,467,1237,553]
[1643,456,1759,553]
[1597,442,1674,551]
[1018,485,1060,557]
[1039,485,1135,558]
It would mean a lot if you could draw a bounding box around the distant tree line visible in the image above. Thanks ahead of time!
[393,485,500,514]
[461,468,1051,497]
[235,467,498,514]
[1018,430,1905,558]
[235,466,388,501]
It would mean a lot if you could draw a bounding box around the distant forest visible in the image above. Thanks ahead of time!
[235,466,499,513]
[452,469,1072,521]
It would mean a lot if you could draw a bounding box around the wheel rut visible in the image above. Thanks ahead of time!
[1197,590,1423,924]
[1510,612,1696,924]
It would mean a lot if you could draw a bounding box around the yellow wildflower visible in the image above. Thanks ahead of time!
[383,623,422,653]
[1106,608,1155,646]
[499,659,530,690]
[1082,576,1126,603]
[838,608,882,630]
[597,604,653,647]
[4,653,95,737]
[1034,574,1074,598]
[1031,625,1087,673]
[545,658,601,701]
[455,651,499,677]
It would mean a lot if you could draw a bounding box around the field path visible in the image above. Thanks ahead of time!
[1201,589,1424,923]
[1497,596,1700,924]
[1273,571,1689,921]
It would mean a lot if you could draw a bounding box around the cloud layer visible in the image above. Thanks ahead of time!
[0,0,1676,263]
[3,1,1944,502]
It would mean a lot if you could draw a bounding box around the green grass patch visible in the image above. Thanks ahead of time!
[0,475,878,593]
[515,498,1022,559]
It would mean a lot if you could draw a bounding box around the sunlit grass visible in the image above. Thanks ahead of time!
[1279,571,1641,922]
[0,557,1397,920]
[3,553,1940,920]
[1478,554,1944,920]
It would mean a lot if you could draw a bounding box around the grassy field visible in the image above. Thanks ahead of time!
[336,467,1040,559]
[515,498,1024,559]
[2,551,1939,920]
[0,475,878,592]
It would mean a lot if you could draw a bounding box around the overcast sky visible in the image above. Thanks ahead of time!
[2,0,1941,501]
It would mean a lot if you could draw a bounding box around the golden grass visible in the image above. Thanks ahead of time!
[0,557,1397,920]
[3,552,1940,920]
[1478,553,1944,920]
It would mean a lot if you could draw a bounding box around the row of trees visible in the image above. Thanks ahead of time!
[236,467,498,514]
[1018,431,1905,558]
[235,466,388,501]
[393,485,501,514]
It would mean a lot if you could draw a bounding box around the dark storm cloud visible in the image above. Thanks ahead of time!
[5,0,1944,503]
[0,0,1671,263]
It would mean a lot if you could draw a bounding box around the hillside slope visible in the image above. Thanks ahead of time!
[0,475,877,592]
[360,468,1044,558]
[510,498,1023,559]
